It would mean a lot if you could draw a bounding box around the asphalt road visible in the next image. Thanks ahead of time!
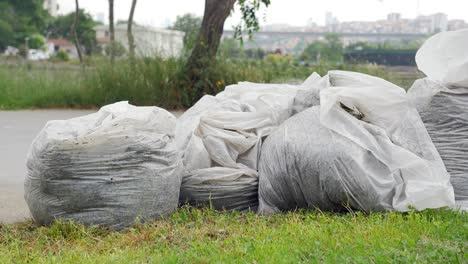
[0,109,183,224]
[0,110,94,223]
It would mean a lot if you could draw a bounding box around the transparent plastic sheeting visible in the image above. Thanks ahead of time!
[415,28,468,87]
[258,71,455,214]
[176,78,326,211]
[408,78,468,206]
[25,102,182,230]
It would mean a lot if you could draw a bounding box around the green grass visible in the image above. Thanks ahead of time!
[0,65,87,109]
[0,207,466,263]
[0,58,420,110]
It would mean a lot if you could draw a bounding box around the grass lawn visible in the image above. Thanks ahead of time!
[0,207,466,263]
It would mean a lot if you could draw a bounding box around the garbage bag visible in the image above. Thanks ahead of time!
[180,166,258,211]
[25,101,181,230]
[408,78,468,202]
[415,28,468,87]
[292,72,328,114]
[258,71,455,214]
[177,79,320,211]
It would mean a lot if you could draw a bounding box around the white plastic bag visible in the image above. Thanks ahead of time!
[25,102,182,229]
[415,28,468,87]
[321,71,454,211]
[259,106,397,213]
[177,78,323,211]
[258,71,455,214]
[411,29,468,209]
[408,78,468,204]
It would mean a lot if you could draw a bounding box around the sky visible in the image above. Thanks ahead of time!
[57,0,468,28]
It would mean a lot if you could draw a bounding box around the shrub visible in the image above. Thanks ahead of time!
[28,34,46,49]
[53,50,69,62]
[105,41,126,58]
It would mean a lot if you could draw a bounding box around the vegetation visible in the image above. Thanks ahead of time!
[0,0,50,50]
[0,2,425,108]
[0,55,418,110]
[300,34,344,64]
[27,33,45,49]
[104,42,126,58]
[53,50,70,62]
[0,207,466,263]
[170,14,202,52]
[344,41,424,66]
[299,35,425,66]
[186,0,271,104]
[346,39,424,51]
[48,10,98,55]
[219,38,267,59]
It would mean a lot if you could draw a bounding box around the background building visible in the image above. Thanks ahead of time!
[43,0,59,17]
[46,39,79,59]
[325,12,340,32]
[224,12,468,55]
[387,13,402,22]
[94,24,185,58]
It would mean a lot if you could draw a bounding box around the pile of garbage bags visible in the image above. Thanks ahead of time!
[25,29,467,228]
[176,82,310,211]
[25,102,181,230]
[258,71,454,214]
[408,28,468,206]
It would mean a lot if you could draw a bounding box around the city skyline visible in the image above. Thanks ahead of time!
[260,12,467,34]
[44,1,467,35]
[54,0,468,29]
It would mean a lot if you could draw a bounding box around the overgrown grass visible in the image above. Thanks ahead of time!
[0,64,86,109]
[0,57,420,110]
[0,207,465,263]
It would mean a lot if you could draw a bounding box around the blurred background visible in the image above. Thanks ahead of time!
[0,0,467,110]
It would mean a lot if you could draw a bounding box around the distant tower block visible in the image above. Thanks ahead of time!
[416,0,420,16]
[43,0,59,17]
[387,13,401,22]
[95,12,106,24]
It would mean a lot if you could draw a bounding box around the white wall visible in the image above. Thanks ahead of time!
[95,25,185,58]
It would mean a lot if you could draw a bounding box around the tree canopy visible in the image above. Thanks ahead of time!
[0,1,98,54]
[0,0,50,49]
[185,0,272,104]
[47,10,98,54]
[233,0,271,42]
[300,34,344,63]
[170,14,202,51]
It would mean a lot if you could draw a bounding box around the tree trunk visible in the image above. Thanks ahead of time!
[127,0,137,59]
[71,0,83,63]
[108,0,115,62]
[185,0,236,103]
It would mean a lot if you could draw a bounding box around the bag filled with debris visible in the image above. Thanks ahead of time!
[177,78,324,211]
[25,101,182,230]
[258,71,455,214]
[408,79,468,205]
[408,28,468,208]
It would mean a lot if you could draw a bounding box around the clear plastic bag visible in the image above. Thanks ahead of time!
[258,71,455,214]
[177,79,323,211]
[415,28,468,87]
[25,102,182,229]
[408,78,468,203]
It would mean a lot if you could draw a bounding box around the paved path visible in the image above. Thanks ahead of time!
[0,109,183,224]
[0,110,94,223]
